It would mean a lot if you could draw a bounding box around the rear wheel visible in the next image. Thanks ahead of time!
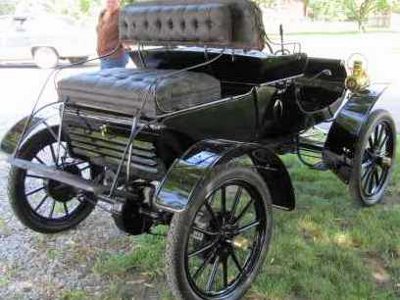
[33,47,59,69]
[349,109,396,206]
[8,128,100,233]
[166,165,273,300]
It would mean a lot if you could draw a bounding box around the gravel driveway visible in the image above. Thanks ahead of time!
[0,117,164,299]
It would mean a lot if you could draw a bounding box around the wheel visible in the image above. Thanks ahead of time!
[8,128,100,233]
[33,47,59,69]
[349,109,396,206]
[166,165,273,300]
[68,56,88,64]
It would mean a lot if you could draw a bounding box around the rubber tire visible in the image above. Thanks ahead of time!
[33,47,59,69]
[166,165,273,300]
[8,129,96,233]
[349,109,396,207]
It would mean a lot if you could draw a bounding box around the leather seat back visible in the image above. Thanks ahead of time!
[119,0,266,50]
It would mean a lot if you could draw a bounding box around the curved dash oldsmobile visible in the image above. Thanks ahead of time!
[1,1,396,299]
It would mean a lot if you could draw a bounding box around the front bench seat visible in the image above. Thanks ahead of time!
[58,68,221,116]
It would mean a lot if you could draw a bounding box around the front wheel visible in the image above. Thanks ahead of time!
[166,165,273,300]
[349,109,396,206]
[8,128,100,233]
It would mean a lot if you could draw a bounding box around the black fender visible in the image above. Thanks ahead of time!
[323,83,389,183]
[1,116,47,155]
[155,139,295,213]
[1,103,61,155]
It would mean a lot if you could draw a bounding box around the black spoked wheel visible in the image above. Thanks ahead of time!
[9,128,101,233]
[350,109,396,206]
[166,165,272,300]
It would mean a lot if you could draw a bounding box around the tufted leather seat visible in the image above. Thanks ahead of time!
[58,68,221,116]
[58,0,265,117]
[120,0,266,50]
[120,3,232,44]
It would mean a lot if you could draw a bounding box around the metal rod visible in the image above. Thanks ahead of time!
[126,143,133,183]
[108,116,139,197]
[55,103,66,165]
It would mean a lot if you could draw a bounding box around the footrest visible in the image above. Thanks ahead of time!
[9,158,107,195]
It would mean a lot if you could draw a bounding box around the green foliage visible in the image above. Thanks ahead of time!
[122,0,136,4]
[61,290,87,300]
[93,226,167,278]
[308,0,347,20]
[0,1,15,15]
[343,0,395,31]
[344,0,377,31]
[252,0,281,8]
[92,139,400,299]
[394,0,400,12]
[79,0,100,15]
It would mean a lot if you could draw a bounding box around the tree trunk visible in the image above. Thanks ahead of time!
[303,0,309,17]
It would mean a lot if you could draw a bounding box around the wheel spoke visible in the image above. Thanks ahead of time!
[378,133,389,151]
[362,164,374,182]
[34,155,46,165]
[234,198,254,224]
[373,169,380,191]
[230,187,243,222]
[49,144,58,166]
[188,240,218,258]
[361,160,373,173]
[206,256,219,292]
[222,256,228,288]
[375,124,384,148]
[221,186,226,215]
[230,250,243,273]
[34,195,48,212]
[366,167,377,194]
[192,251,216,281]
[42,123,68,152]
[26,186,45,197]
[26,174,46,180]
[368,136,374,150]
[63,203,69,216]
[192,226,219,236]
[49,200,56,218]
[235,220,260,235]
[204,201,220,227]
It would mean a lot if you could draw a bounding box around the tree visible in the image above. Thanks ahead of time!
[344,0,392,32]
[0,2,15,15]
[251,0,280,8]
[308,0,346,21]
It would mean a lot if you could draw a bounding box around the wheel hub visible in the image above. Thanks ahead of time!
[46,165,80,203]
[378,156,392,168]
[232,236,251,250]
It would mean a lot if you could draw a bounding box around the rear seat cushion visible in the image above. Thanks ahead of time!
[58,68,221,116]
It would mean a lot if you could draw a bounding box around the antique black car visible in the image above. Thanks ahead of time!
[1,0,396,299]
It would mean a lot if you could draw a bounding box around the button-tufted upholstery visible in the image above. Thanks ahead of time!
[58,68,221,116]
[120,0,266,50]
[120,4,232,44]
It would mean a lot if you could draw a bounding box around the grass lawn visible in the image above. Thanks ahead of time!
[93,140,400,300]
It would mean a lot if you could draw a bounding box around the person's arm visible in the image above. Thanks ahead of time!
[96,9,106,33]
